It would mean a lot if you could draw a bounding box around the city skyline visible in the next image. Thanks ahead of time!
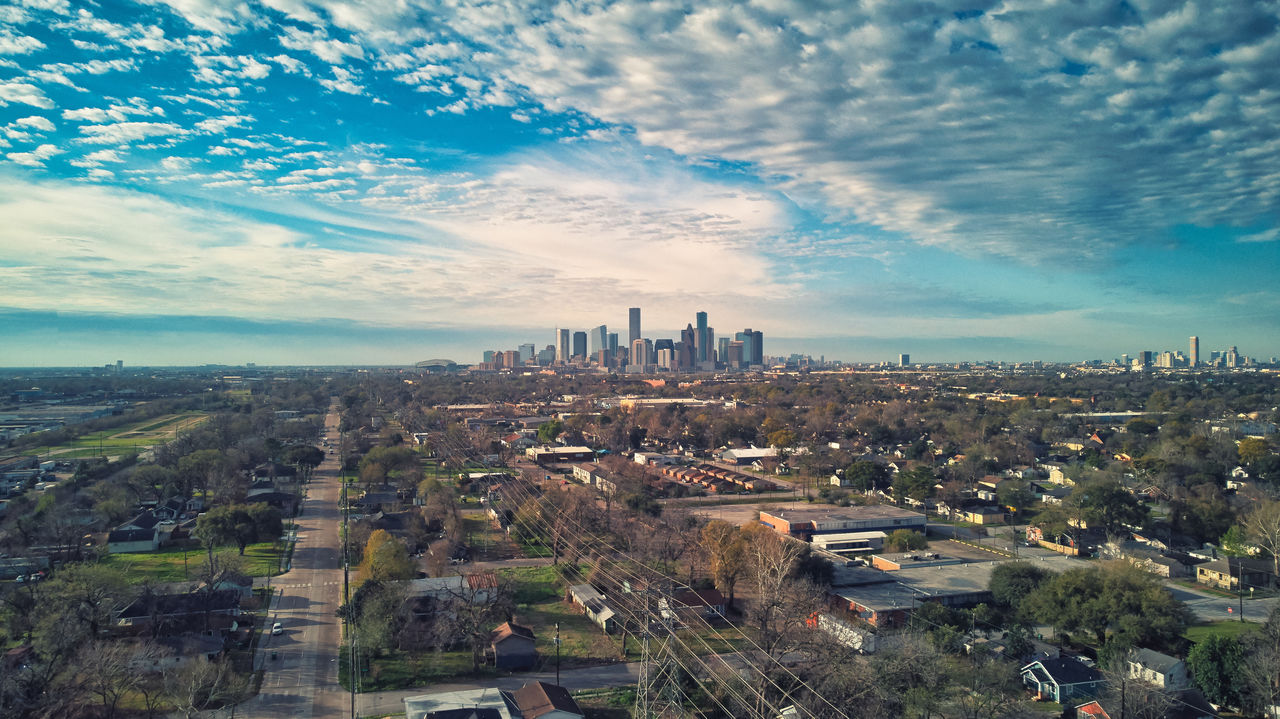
[2,1,1280,366]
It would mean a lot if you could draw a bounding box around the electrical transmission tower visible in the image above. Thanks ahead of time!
[635,589,685,719]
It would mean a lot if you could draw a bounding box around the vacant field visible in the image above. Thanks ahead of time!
[1184,620,1261,644]
[100,541,282,584]
[44,411,208,459]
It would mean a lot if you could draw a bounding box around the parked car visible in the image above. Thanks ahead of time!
[271,622,283,636]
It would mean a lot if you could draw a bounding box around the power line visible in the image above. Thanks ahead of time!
[423,429,848,718]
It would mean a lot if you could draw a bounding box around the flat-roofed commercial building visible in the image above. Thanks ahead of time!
[759,505,926,541]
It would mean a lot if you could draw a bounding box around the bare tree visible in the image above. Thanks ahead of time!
[436,573,513,672]
[164,657,247,719]
[79,640,157,719]
[741,523,806,655]
[1244,498,1280,579]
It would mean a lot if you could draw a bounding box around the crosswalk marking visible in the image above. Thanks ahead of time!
[272,581,342,589]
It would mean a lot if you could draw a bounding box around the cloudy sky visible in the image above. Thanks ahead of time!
[2,0,1278,366]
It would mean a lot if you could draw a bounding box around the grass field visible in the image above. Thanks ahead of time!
[1184,620,1261,644]
[43,411,208,459]
[340,646,489,691]
[100,541,282,584]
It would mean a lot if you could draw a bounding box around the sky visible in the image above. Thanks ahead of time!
[1,0,1279,367]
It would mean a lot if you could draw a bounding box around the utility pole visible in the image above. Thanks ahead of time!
[555,622,561,685]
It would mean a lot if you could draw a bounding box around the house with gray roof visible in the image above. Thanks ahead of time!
[1021,655,1105,704]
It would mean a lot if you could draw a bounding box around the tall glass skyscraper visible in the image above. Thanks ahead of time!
[628,307,641,345]
[695,311,709,363]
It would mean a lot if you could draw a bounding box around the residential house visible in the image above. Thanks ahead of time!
[661,588,727,625]
[1041,462,1071,486]
[1196,556,1274,591]
[1074,701,1111,719]
[566,584,617,633]
[1126,648,1188,690]
[1021,655,1105,704]
[501,681,584,719]
[116,589,242,633]
[129,634,225,673]
[107,511,163,553]
[489,621,537,670]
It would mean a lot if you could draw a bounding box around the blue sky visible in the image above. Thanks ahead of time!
[1,0,1278,366]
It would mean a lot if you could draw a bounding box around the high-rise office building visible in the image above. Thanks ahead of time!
[654,338,674,358]
[589,325,608,359]
[608,332,619,359]
[734,329,763,367]
[572,331,587,359]
[518,343,535,364]
[631,338,651,367]
[718,337,730,365]
[695,311,709,363]
[628,307,641,345]
[556,329,571,364]
[899,353,910,367]
[727,340,744,367]
[1189,336,1199,367]
[1226,346,1239,368]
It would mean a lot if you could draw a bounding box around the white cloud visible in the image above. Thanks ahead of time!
[195,114,251,133]
[317,66,363,95]
[373,0,1280,264]
[6,143,61,166]
[69,148,125,167]
[1237,228,1279,243]
[14,115,54,131]
[77,121,187,144]
[160,156,194,171]
[279,26,365,64]
[267,53,309,75]
[0,30,46,54]
[0,81,53,108]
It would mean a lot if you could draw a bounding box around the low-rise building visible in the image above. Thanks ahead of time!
[1196,556,1274,591]
[1126,648,1188,690]
[489,621,537,670]
[759,506,926,541]
[501,681,584,719]
[526,446,595,464]
[1021,655,1105,704]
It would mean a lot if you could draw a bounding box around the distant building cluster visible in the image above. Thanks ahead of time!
[475,307,822,373]
[1119,336,1265,370]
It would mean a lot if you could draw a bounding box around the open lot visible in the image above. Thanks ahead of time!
[42,411,208,459]
[100,541,283,584]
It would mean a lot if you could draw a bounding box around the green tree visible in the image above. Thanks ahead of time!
[536,420,563,443]
[194,503,275,554]
[1239,437,1272,466]
[884,529,927,552]
[284,445,325,480]
[893,466,936,503]
[766,429,797,449]
[1028,563,1189,652]
[988,561,1051,618]
[355,529,416,588]
[1187,634,1244,708]
[845,460,889,492]
[1071,478,1148,536]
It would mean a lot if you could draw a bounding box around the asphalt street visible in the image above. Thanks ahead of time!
[239,402,346,719]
